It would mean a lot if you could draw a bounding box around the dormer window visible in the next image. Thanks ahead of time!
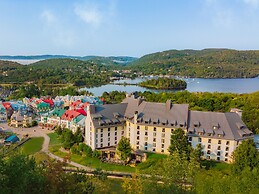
[193,121,200,127]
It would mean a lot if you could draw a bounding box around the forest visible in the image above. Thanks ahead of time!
[139,77,187,90]
[127,49,259,78]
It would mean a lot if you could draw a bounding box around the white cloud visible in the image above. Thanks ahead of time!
[41,10,57,25]
[74,5,102,27]
[74,0,117,28]
[243,0,259,7]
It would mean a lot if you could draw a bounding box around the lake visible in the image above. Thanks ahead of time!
[81,77,259,96]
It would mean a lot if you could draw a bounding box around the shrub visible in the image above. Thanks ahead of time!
[92,150,101,159]
[31,120,38,127]
[71,144,80,155]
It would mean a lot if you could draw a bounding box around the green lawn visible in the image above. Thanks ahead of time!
[48,132,62,146]
[201,160,232,173]
[21,137,44,155]
[47,132,167,173]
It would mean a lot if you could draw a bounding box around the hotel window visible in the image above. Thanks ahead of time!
[153,138,156,142]
[115,141,117,144]
[207,156,210,159]
[101,129,103,133]
[218,140,221,144]
[208,145,211,149]
[208,139,211,143]
[198,138,202,142]
[225,158,228,162]
[153,132,156,137]
[217,151,221,156]
[161,139,165,143]
[108,128,110,132]
[162,133,165,138]
[153,143,156,147]
[108,133,110,137]
[154,127,156,131]
[226,141,229,145]
[108,143,110,146]
[145,137,148,141]
[96,139,98,143]
[226,147,229,151]
[207,150,211,154]
[136,146,139,149]
[145,132,148,136]
[115,132,117,136]
[115,137,117,140]
[137,126,140,129]
[137,131,140,135]
[153,148,156,152]
[100,143,103,147]
[145,142,148,146]
[162,128,165,132]
[217,146,221,150]
[161,149,164,153]
[145,126,148,130]
[217,157,220,161]
[162,144,164,148]
[188,137,192,141]
[171,129,174,133]
[101,138,103,142]
[121,131,124,135]
[95,134,98,138]
[108,137,110,141]
[225,153,228,157]
[115,127,117,131]
[137,136,139,140]
[137,141,139,145]
[145,147,148,151]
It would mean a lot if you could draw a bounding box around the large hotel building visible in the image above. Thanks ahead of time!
[85,93,253,162]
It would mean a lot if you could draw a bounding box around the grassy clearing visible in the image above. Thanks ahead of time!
[48,132,62,146]
[21,137,44,155]
[93,179,124,194]
[201,160,232,173]
[47,132,167,173]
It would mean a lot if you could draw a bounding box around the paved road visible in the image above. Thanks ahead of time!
[0,123,97,171]
[0,123,133,176]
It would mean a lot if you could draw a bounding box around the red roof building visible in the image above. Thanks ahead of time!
[75,109,87,116]
[61,110,81,121]
[42,99,54,107]
[2,102,11,110]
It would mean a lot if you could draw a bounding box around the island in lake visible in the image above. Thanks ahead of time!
[138,77,187,90]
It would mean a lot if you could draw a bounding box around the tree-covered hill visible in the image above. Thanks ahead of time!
[0,60,22,71]
[0,58,113,87]
[127,49,259,78]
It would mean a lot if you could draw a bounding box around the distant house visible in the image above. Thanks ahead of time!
[10,111,32,127]
[70,115,86,133]
[37,102,51,114]
[61,110,81,129]
[4,135,19,144]
[40,108,65,129]
[0,103,7,122]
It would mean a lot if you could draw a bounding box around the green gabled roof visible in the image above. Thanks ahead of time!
[37,102,50,109]
[49,108,65,117]
[72,115,85,124]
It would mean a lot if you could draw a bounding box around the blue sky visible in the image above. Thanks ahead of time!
[1,0,259,57]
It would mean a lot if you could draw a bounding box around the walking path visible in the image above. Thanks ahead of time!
[0,123,126,174]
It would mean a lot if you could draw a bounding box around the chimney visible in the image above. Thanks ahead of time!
[166,100,172,110]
